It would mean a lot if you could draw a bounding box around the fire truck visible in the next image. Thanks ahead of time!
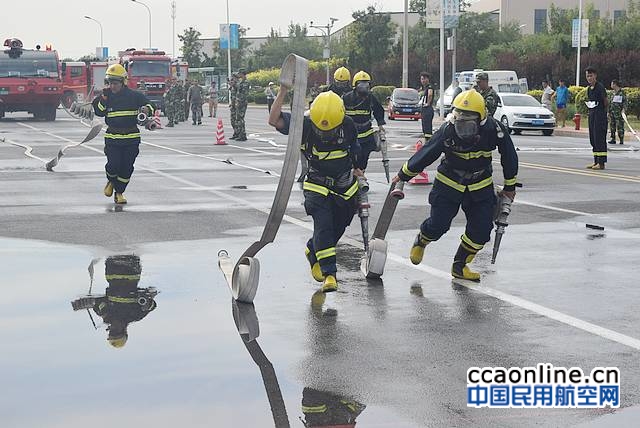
[171,60,189,83]
[119,48,171,111]
[0,38,63,120]
[60,61,108,108]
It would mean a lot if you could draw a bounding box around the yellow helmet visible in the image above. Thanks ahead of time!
[452,89,486,121]
[333,66,350,83]
[309,91,345,131]
[106,64,127,82]
[108,334,128,348]
[352,70,371,88]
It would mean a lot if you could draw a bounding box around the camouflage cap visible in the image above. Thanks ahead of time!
[237,68,247,75]
[475,72,489,81]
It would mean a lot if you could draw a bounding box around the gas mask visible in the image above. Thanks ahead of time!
[452,109,480,143]
[336,81,350,91]
[355,82,370,97]
[312,124,342,144]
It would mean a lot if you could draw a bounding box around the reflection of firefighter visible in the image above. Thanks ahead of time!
[301,387,366,428]
[71,255,157,348]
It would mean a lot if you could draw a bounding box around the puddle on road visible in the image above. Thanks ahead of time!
[0,237,421,428]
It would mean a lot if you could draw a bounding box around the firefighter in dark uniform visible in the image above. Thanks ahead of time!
[93,255,157,348]
[326,66,351,97]
[269,89,362,293]
[92,64,155,204]
[342,70,386,176]
[301,387,366,428]
[393,89,518,281]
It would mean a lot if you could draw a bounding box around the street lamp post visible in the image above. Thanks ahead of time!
[171,1,176,58]
[84,15,103,56]
[576,0,583,86]
[310,18,338,86]
[131,0,152,48]
[226,0,232,99]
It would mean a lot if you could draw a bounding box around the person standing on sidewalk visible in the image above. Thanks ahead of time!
[541,80,555,111]
[265,82,276,112]
[553,79,569,127]
[419,72,434,140]
[608,79,626,145]
[585,66,608,170]
[208,81,218,118]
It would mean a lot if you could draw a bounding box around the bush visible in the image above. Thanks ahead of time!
[249,88,267,104]
[568,86,584,104]
[574,87,588,115]
[625,87,640,119]
[371,85,395,105]
[528,89,543,102]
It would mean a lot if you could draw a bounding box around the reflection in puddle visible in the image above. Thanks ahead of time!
[71,255,158,348]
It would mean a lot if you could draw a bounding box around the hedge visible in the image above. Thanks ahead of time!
[575,87,640,118]
[371,86,395,105]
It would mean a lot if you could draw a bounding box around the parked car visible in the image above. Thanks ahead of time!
[494,93,556,136]
[387,88,421,120]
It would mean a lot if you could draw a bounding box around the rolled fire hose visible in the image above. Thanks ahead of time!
[218,54,308,303]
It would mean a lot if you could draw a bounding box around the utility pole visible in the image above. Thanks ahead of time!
[171,1,176,58]
[402,0,409,87]
[439,0,445,117]
[310,18,338,86]
[575,0,583,86]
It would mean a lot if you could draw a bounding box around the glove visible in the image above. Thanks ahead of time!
[378,125,386,141]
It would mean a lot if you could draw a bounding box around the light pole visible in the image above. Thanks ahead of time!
[84,15,103,56]
[576,0,583,86]
[310,18,338,85]
[131,0,152,48]
[171,1,176,58]
[226,0,231,98]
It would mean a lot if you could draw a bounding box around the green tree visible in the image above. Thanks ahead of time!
[344,6,397,72]
[179,27,203,67]
[253,24,323,69]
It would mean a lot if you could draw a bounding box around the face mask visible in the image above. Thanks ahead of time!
[336,81,350,90]
[453,110,480,141]
[312,125,341,144]
[355,82,370,96]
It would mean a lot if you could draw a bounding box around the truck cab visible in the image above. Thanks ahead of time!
[119,49,171,111]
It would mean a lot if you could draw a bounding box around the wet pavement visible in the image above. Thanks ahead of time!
[2,108,640,427]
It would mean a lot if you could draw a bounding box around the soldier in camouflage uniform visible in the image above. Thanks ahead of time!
[175,81,185,123]
[229,73,239,139]
[163,79,176,127]
[235,69,249,141]
[474,72,499,118]
[608,79,626,145]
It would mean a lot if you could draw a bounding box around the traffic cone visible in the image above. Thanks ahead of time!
[409,139,430,184]
[153,110,163,129]
[215,119,227,145]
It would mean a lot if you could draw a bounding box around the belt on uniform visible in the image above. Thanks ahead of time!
[308,170,353,188]
[354,120,372,132]
[107,127,138,134]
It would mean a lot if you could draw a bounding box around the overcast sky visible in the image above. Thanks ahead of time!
[3,0,409,60]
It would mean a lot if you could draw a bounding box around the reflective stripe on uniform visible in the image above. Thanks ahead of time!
[357,128,375,139]
[345,109,370,115]
[303,181,329,196]
[105,274,140,280]
[105,133,141,139]
[145,103,155,114]
[312,147,348,160]
[107,110,138,118]
[504,177,517,186]
[452,150,493,160]
[301,404,327,413]
[107,296,137,303]
[593,151,608,156]
[303,180,358,200]
[461,233,484,251]
[316,247,336,261]
[116,176,130,183]
[402,162,419,177]
[97,101,106,112]
[435,171,493,192]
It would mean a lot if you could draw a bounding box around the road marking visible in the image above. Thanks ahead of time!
[518,161,640,183]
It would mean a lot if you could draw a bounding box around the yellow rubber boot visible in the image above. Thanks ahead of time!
[114,193,127,204]
[321,275,338,293]
[451,243,481,282]
[305,247,325,282]
[409,232,430,265]
[104,181,114,197]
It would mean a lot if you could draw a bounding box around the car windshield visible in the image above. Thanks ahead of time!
[130,60,171,77]
[0,50,58,78]
[501,95,541,107]
[394,89,419,102]
[497,83,522,93]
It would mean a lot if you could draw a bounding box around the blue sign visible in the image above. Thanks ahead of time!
[220,23,239,50]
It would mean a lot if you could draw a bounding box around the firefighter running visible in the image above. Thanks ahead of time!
[393,89,518,281]
[92,64,155,204]
[269,89,362,293]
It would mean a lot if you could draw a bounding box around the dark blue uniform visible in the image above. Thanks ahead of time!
[398,119,518,255]
[277,112,361,276]
[587,81,608,165]
[342,91,385,170]
[92,87,155,195]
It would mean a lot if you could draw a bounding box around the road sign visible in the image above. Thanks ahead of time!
[426,0,460,29]
[220,23,239,49]
[572,18,589,48]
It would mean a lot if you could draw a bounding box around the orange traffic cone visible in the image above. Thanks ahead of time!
[215,119,227,145]
[409,139,430,184]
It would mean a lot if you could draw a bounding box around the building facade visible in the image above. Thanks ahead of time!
[469,0,628,34]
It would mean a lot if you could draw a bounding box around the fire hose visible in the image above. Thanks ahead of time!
[218,54,308,303]
[491,192,514,264]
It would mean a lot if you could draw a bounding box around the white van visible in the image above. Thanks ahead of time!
[457,69,528,94]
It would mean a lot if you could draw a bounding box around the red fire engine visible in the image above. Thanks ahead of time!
[171,60,189,83]
[0,38,63,120]
[119,48,171,111]
[60,61,108,108]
